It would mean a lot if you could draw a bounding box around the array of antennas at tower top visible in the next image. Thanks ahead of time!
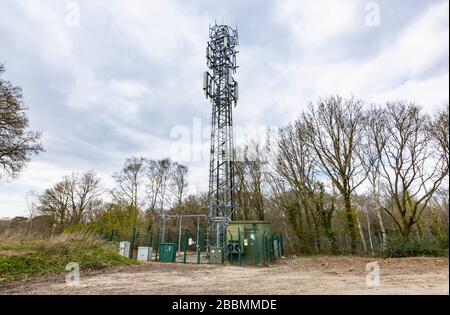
[203,24,239,106]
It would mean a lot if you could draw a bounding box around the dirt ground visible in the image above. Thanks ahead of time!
[1,256,448,295]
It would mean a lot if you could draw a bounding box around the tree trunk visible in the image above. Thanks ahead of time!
[375,207,386,250]
[355,210,367,253]
[343,192,358,253]
[313,216,321,254]
[365,207,375,256]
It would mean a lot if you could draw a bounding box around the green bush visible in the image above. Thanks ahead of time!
[0,233,138,285]
[62,204,149,241]
[385,233,449,258]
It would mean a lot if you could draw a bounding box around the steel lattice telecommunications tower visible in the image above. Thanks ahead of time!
[203,24,239,248]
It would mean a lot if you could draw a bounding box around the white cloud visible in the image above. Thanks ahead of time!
[110,80,151,99]
[272,0,449,111]
[371,72,449,107]
[109,0,207,64]
[276,0,360,48]
[0,0,448,217]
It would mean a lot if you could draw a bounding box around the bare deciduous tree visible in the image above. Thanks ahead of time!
[234,148,251,219]
[429,103,449,172]
[169,162,189,209]
[67,171,102,224]
[38,181,70,227]
[38,171,102,226]
[247,143,266,220]
[373,102,448,239]
[303,96,367,253]
[273,120,319,251]
[111,157,145,209]
[25,190,39,234]
[0,63,43,179]
[363,106,388,249]
[234,141,266,221]
[146,158,173,213]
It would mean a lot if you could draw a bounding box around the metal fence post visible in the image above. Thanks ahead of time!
[263,235,269,266]
[254,229,259,266]
[155,227,160,262]
[196,227,201,264]
[238,227,242,266]
[183,230,188,264]
[280,233,284,256]
[178,215,183,257]
[228,231,233,265]
[262,231,266,266]
[262,231,267,266]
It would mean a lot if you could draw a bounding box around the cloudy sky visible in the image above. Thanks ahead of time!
[0,0,448,218]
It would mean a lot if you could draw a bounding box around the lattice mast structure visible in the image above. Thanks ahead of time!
[203,24,239,248]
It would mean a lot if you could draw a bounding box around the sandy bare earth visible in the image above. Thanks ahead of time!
[1,256,448,295]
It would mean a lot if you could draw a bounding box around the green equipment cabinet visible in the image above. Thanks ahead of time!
[227,221,272,266]
[159,243,176,263]
[209,246,224,264]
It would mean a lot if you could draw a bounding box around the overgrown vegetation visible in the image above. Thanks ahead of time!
[0,233,136,285]
[1,93,448,259]
[385,233,449,258]
[263,98,449,257]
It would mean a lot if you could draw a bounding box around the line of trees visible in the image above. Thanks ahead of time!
[2,75,448,257]
[233,96,449,256]
[29,157,190,236]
